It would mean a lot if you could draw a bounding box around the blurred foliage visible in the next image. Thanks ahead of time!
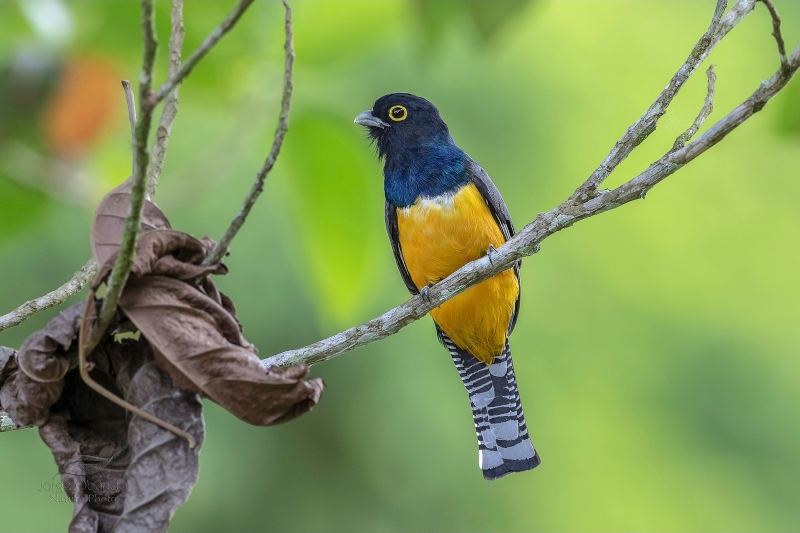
[282,113,385,326]
[413,0,534,46]
[776,76,799,134]
[1,0,799,531]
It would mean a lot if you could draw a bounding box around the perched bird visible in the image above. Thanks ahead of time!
[355,93,540,480]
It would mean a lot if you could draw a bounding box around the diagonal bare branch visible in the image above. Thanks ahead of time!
[147,0,185,197]
[261,43,800,370]
[0,259,97,333]
[571,0,756,202]
[203,0,294,266]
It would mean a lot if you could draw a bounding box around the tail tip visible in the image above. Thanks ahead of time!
[482,452,541,481]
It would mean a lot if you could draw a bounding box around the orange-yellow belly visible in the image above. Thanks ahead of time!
[397,183,518,364]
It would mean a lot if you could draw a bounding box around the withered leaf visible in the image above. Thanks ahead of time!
[39,413,102,533]
[39,335,204,533]
[92,230,227,292]
[120,275,323,425]
[111,230,323,425]
[0,346,15,374]
[0,346,17,385]
[90,177,171,268]
[0,302,84,426]
[59,454,115,476]
[36,331,131,533]
[112,359,204,533]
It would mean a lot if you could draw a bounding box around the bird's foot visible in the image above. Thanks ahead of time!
[487,244,499,265]
[420,283,434,304]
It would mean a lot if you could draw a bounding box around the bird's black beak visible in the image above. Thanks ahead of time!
[354,110,389,129]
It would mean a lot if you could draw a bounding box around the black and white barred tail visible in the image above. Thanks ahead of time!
[440,330,540,480]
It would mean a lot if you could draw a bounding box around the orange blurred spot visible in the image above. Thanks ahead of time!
[43,58,120,157]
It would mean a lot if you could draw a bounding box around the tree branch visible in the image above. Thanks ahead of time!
[672,65,717,151]
[203,0,294,266]
[149,0,256,107]
[83,0,158,358]
[758,0,789,74]
[0,259,97,333]
[571,0,755,202]
[147,0,185,197]
[261,43,800,370]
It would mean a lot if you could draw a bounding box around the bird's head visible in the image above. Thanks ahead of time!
[354,93,452,161]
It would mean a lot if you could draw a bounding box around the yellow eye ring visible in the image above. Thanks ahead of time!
[388,105,408,122]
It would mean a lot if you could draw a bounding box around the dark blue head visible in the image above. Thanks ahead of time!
[355,93,469,208]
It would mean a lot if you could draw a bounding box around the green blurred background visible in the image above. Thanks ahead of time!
[1,0,799,530]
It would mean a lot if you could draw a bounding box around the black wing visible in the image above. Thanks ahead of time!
[467,159,521,336]
[466,159,515,241]
[385,201,419,295]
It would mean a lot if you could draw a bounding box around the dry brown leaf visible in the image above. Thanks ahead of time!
[120,275,323,425]
[0,346,16,384]
[105,230,323,425]
[92,230,227,292]
[37,336,204,533]
[112,359,204,533]
[90,178,171,268]
[0,302,84,426]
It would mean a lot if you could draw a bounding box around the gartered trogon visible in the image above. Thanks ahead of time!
[355,93,540,480]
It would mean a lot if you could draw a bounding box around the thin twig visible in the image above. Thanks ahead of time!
[203,0,293,266]
[147,0,185,197]
[262,43,800,370]
[759,0,789,73]
[571,0,757,202]
[0,259,98,333]
[149,0,256,107]
[83,0,158,361]
[672,65,717,151]
[121,80,137,175]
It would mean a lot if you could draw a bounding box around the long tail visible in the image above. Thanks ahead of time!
[440,330,540,480]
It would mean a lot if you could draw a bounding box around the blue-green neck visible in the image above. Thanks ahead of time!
[383,133,469,208]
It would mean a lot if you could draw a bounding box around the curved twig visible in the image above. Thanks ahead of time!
[672,65,717,151]
[203,0,294,266]
[758,0,788,72]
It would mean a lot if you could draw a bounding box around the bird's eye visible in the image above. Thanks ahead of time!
[389,105,407,122]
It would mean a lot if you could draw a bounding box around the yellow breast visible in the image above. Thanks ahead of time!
[397,183,519,364]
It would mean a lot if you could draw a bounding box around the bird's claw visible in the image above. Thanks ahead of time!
[487,244,498,265]
[420,283,433,304]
